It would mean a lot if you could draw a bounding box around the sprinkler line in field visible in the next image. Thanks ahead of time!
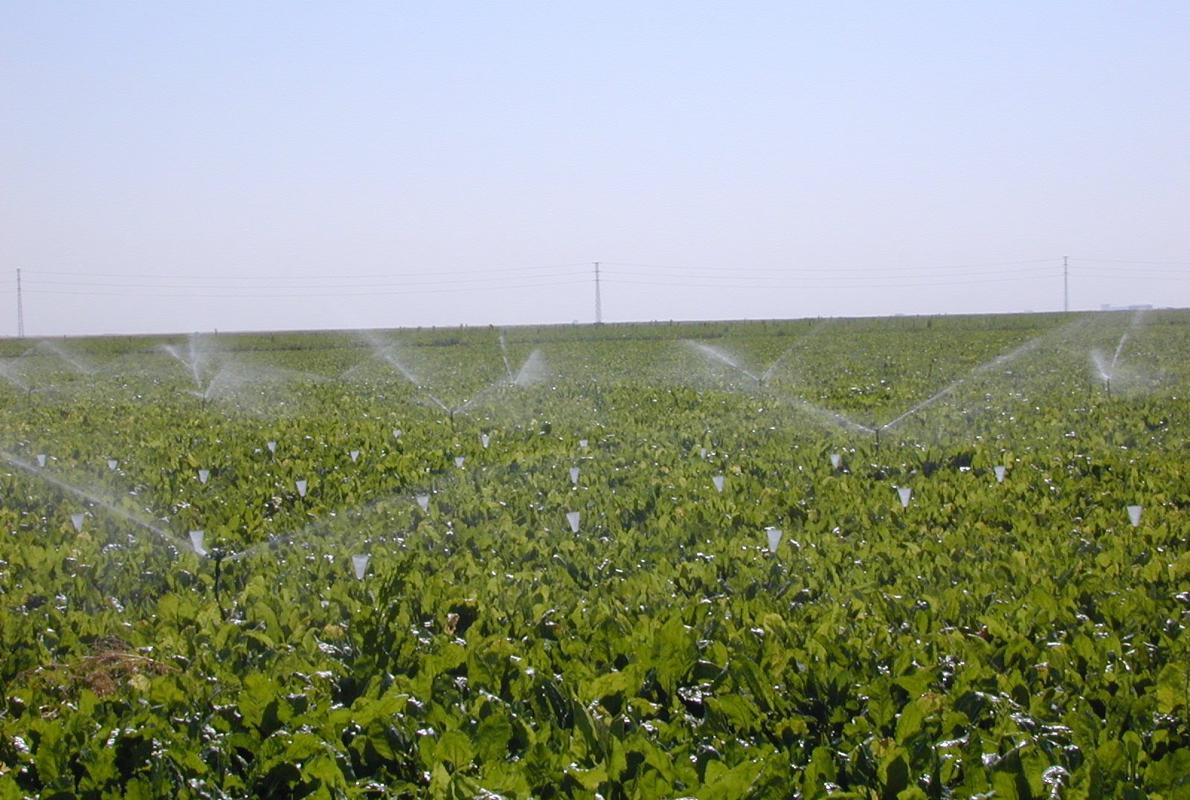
[499,331,515,382]
[686,338,875,434]
[366,332,545,416]
[878,316,1091,433]
[686,341,761,384]
[0,450,191,552]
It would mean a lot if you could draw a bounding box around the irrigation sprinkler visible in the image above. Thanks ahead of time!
[211,547,228,620]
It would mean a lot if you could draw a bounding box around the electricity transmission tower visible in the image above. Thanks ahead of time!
[1063,256,1068,312]
[16,268,24,338]
[594,261,602,324]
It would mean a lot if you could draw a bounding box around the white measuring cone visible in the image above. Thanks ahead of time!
[454,456,465,468]
[107,459,118,471]
[699,447,707,459]
[36,454,47,468]
[352,554,370,580]
[198,469,210,484]
[349,450,360,463]
[71,513,85,532]
[393,428,403,439]
[579,439,588,450]
[897,486,912,508]
[415,493,430,512]
[481,433,490,449]
[830,453,842,470]
[267,440,277,454]
[765,526,782,554]
[1127,505,1142,527]
[566,511,581,533]
[993,465,1006,484]
[189,530,206,556]
[569,467,580,486]
[295,479,308,497]
[712,475,725,493]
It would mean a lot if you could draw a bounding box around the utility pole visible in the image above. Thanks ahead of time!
[594,261,602,324]
[1063,255,1068,313]
[16,268,24,338]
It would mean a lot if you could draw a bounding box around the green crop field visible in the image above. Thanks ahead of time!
[0,311,1186,798]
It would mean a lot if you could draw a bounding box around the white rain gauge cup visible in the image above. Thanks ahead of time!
[189,530,206,556]
[267,441,277,454]
[566,511,581,533]
[70,513,85,533]
[295,479,308,497]
[481,434,490,449]
[897,487,913,508]
[454,456,465,468]
[765,526,783,554]
[415,494,430,512]
[579,439,589,450]
[107,459,118,471]
[350,450,360,463]
[352,554,370,580]
[712,475,725,493]
[1127,505,1142,527]
[198,469,210,484]
[994,466,1007,484]
[830,453,842,470]
[569,467,580,486]
[36,454,47,468]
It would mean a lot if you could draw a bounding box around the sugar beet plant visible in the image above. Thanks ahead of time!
[0,311,1187,798]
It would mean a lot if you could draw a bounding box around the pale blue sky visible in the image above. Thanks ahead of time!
[2,2,1187,335]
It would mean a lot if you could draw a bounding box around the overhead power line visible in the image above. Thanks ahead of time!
[1078,270,1190,279]
[23,278,591,301]
[598,265,1058,282]
[1069,257,1190,266]
[23,270,589,291]
[604,273,1064,291]
[601,257,1061,274]
[9,257,1185,334]
[28,262,591,281]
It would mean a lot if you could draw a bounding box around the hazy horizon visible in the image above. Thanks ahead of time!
[3,2,1187,337]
